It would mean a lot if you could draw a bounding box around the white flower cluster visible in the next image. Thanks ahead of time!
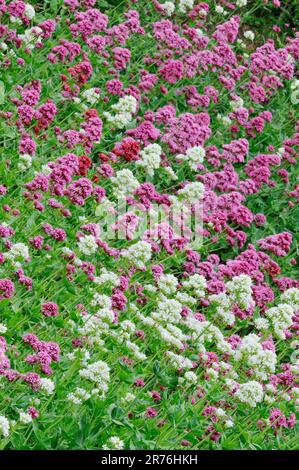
[184,371,197,384]
[136,307,187,350]
[178,370,198,386]
[163,165,178,180]
[67,387,91,405]
[175,292,196,306]
[209,292,235,326]
[260,288,299,340]
[103,436,124,450]
[152,298,183,324]
[79,360,110,397]
[78,308,113,346]
[78,284,122,348]
[144,284,157,293]
[122,241,152,269]
[18,153,32,171]
[40,164,52,176]
[104,95,137,129]
[217,114,232,127]
[0,415,10,438]
[185,317,233,355]
[161,1,175,16]
[108,319,146,361]
[182,274,206,298]
[235,381,264,408]
[5,243,30,266]
[0,323,7,334]
[244,30,255,42]
[266,303,294,339]
[215,5,227,15]
[254,317,270,332]
[226,274,254,310]
[94,269,119,288]
[61,247,74,257]
[78,235,98,256]
[112,169,139,196]
[230,96,244,110]
[10,3,35,23]
[178,0,194,14]
[40,378,55,395]
[235,334,277,380]
[19,411,32,424]
[178,181,204,204]
[208,275,255,326]
[19,27,42,51]
[90,293,112,309]
[281,287,299,310]
[0,42,17,59]
[121,318,138,334]
[157,274,178,295]
[121,392,135,404]
[236,0,247,7]
[24,3,36,20]
[136,144,162,176]
[82,88,100,105]
[290,80,299,105]
[162,323,188,349]
[178,145,205,171]
[166,351,194,370]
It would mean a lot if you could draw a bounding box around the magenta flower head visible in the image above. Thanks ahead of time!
[181,440,191,447]
[134,379,145,387]
[41,302,59,317]
[0,279,15,300]
[28,406,39,419]
[145,407,158,418]
[150,390,161,401]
